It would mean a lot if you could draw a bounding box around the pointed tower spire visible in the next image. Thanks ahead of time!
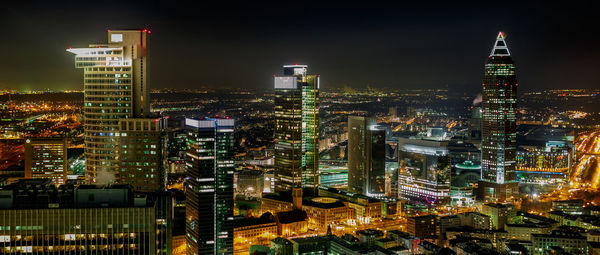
[490,31,511,57]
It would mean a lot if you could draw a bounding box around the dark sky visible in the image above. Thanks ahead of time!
[0,1,598,92]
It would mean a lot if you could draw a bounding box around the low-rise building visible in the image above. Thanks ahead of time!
[275,210,309,237]
[387,230,420,253]
[531,230,588,255]
[505,223,552,241]
[233,214,277,247]
[261,194,294,214]
[461,212,491,230]
[504,241,529,255]
[375,237,398,249]
[0,179,169,254]
[291,236,328,255]
[317,186,385,221]
[302,197,354,232]
[552,199,584,215]
[328,235,396,255]
[482,203,515,230]
[270,237,293,255]
[452,240,500,255]
[440,215,462,238]
[357,229,384,247]
[407,215,438,240]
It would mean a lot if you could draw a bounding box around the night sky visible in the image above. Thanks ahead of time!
[0,1,598,92]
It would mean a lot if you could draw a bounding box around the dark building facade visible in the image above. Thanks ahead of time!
[185,118,235,255]
[0,179,171,254]
[347,116,386,196]
[479,32,519,202]
[117,117,167,192]
[274,65,320,191]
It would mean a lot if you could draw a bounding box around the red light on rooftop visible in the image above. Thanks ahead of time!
[107,29,111,32]
[147,30,151,34]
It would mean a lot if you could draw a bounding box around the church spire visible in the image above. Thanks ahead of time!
[490,31,511,57]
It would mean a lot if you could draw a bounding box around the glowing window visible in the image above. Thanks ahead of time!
[111,34,123,42]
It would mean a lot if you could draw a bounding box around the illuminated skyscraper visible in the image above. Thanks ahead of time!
[68,30,150,184]
[185,118,235,255]
[347,116,386,196]
[117,117,167,192]
[478,32,519,201]
[274,65,320,191]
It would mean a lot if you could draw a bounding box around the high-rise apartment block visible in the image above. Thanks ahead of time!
[184,118,235,254]
[347,116,386,196]
[274,65,319,191]
[478,32,519,201]
[68,30,150,184]
[116,117,167,191]
[24,138,68,186]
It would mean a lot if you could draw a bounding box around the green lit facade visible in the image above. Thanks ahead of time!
[302,74,320,188]
[184,118,235,255]
[479,32,519,201]
[274,65,320,191]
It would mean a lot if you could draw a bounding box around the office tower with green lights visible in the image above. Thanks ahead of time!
[478,32,519,202]
[274,65,320,191]
[184,118,235,255]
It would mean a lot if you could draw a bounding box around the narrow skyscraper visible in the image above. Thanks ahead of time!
[274,65,320,191]
[185,118,235,254]
[478,32,519,201]
[68,30,151,184]
[347,116,386,196]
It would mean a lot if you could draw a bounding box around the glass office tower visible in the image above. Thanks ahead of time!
[398,138,451,206]
[184,118,235,255]
[478,32,519,201]
[347,116,386,196]
[274,65,320,191]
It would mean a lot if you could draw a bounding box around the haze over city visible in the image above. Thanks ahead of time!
[1,0,599,91]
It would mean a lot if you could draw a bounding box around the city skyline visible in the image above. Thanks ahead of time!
[2,3,600,255]
[1,1,599,91]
